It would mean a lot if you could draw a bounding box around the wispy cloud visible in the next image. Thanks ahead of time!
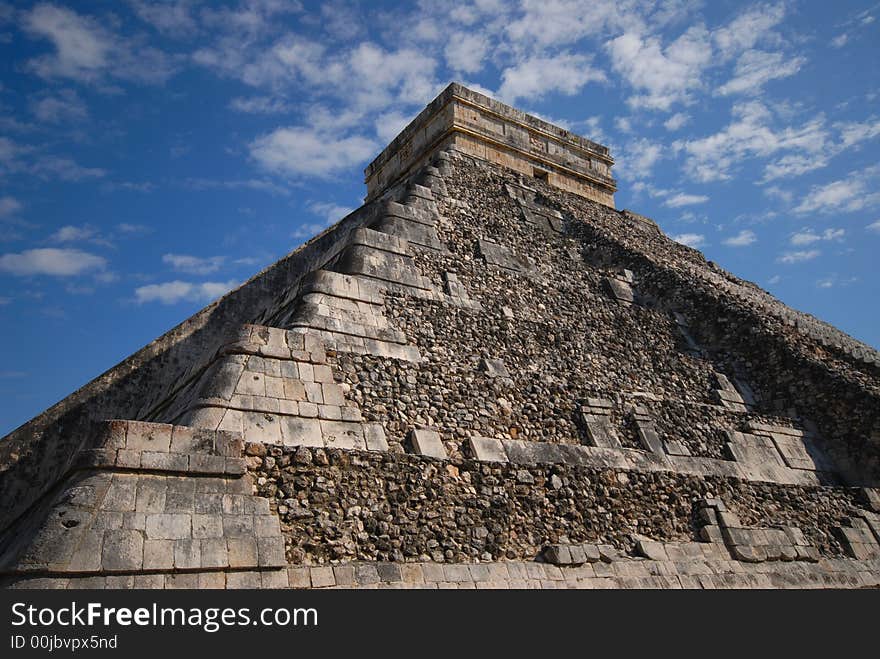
[664,192,709,208]
[0,247,106,276]
[790,228,845,245]
[723,230,757,247]
[794,175,880,214]
[134,279,238,305]
[0,196,22,218]
[717,50,805,96]
[778,249,820,264]
[250,127,376,178]
[498,52,605,103]
[22,3,176,86]
[162,253,225,275]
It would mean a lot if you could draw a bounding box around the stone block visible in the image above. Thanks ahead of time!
[67,530,104,572]
[364,423,389,451]
[321,383,346,406]
[318,404,342,420]
[584,418,622,449]
[243,411,283,444]
[408,428,447,459]
[717,511,742,529]
[468,436,508,462]
[255,515,281,538]
[354,563,380,585]
[173,539,201,569]
[125,421,173,452]
[116,449,141,469]
[544,545,572,565]
[145,513,191,540]
[320,420,366,450]
[103,478,137,511]
[227,537,258,568]
[636,539,669,561]
[480,357,510,378]
[188,454,227,474]
[257,537,286,567]
[226,572,262,589]
[199,538,228,568]
[192,514,224,539]
[311,567,335,588]
[605,277,634,304]
[135,478,167,513]
[298,402,319,418]
[142,539,174,570]
[140,451,188,472]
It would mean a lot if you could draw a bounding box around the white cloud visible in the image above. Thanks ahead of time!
[0,196,22,217]
[675,101,828,183]
[183,178,289,195]
[830,33,849,48]
[498,53,605,102]
[374,110,415,145]
[606,26,712,110]
[444,32,489,74]
[664,192,709,208]
[816,274,858,289]
[502,0,691,48]
[717,50,805,96]
[22,3,175,85]
[663,112,690,131]
[22,4,111,81]
[793,177,880,214]
[671,233,706,248]
[762,154,828,182]
[49,224,100,243]
[117,223,151,234]
[0,247,106,276]
[129,0,200,38]
[30,89,88,123]
[162,253,225,275]
[229,96,290,114]
[307,201,355,223]
[764,185,793,204]
[134,280,238,305]
[723,230,757,247]
[778,249,820,264]
[790,228,845,246]
[615,138,663,181]
[250,127,376,178]
[32,156,106,181]
[836,118,880,149]
[712,3,787,60]
[868,220,880,233]
[293,201,357,239]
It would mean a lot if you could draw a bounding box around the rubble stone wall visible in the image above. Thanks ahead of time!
[248,446,864,565]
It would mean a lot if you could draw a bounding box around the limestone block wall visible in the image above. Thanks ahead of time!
[364,83,616,207]
[0,420,286,584]
[0,184,390,534]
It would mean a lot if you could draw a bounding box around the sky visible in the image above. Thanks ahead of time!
[0,0,878,436]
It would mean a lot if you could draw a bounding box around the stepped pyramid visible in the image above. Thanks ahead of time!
[2,83,879,590]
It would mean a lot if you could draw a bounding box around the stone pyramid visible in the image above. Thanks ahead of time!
[2,83,879,590]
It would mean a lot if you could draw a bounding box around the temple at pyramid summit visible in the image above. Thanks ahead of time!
[2,83,880,589]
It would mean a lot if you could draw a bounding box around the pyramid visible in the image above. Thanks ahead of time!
[2,83,879,590]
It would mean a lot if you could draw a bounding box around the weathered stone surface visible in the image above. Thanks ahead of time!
[468,436,508,463]
[408,429,447,459]
[1,84,878,591]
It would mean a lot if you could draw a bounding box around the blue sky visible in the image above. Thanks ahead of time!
[0,0,878,435]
